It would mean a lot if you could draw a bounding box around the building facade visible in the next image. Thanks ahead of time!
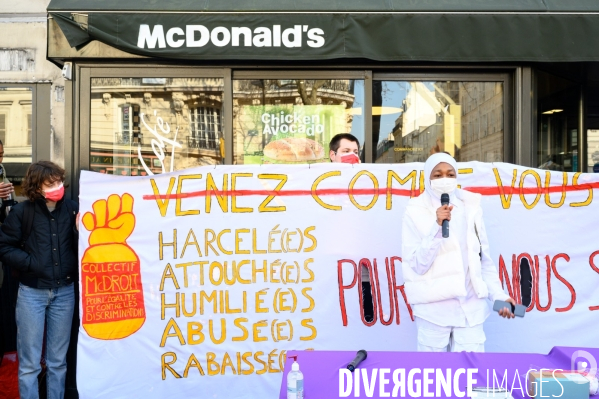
[0,0,64,200]
[0,1,597,398]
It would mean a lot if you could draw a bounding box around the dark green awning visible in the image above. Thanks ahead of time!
[48,1,599,62]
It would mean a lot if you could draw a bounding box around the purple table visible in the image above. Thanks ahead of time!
[279,347,599,399]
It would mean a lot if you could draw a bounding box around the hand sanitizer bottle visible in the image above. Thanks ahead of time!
[287,355,304,399]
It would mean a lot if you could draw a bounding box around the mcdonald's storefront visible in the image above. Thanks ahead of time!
[44,2,599,395]
[47,1,599,195]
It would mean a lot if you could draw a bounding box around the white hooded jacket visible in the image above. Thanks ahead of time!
[401,153,509,326]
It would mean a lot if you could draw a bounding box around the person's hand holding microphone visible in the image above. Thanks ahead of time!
[436,203,453,227]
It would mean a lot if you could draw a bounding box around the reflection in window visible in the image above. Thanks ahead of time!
[190,107,221,151]
[373,81,504,163]
[90,78,224,176]
[233,79,364,164]
[536,71,579,172]
[0,87,33,201]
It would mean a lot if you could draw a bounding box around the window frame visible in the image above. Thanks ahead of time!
[77,66,230,195]
[75,66,517,187]
[0,83,50,201]
[0,83,48,159]
[231,70,370,164]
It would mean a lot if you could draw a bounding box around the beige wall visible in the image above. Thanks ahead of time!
[0,0,65,166]
[0,0,49,14]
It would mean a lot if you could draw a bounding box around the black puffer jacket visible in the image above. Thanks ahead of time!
[0,198,78,289]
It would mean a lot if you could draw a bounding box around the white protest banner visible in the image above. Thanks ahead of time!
[77,162,599,398]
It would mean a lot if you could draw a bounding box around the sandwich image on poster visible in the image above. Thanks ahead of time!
[263,137,324,163]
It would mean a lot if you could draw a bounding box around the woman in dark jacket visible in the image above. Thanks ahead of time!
[0,161,78,399]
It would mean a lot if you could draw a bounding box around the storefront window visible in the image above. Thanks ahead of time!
[90,77,224,175]
[0,87,33,200]
[233,79,364,164]
[536,71,579,172]
[372,81,504,163]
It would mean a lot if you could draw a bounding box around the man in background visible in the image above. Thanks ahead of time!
[329,133,361,164]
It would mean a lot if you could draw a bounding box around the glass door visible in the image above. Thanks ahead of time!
[371,73,512,164]
[536,70,580,172]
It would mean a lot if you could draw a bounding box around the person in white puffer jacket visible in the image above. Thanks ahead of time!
[402,152,516,352]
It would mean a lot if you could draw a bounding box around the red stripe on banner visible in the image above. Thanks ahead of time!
[465,182,599,195]
[142,188,419,200]
[141,183,599,200]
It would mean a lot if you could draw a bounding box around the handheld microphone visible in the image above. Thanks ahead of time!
[441,193,450,238]
[347,350,367,372]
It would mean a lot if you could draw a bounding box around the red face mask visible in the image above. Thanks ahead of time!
[340,153,360,164]
[44,183,64,202]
